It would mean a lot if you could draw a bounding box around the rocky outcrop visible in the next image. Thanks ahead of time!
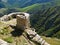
[0,12,28,21]
[0,39,10,45]
[0,15,10,21]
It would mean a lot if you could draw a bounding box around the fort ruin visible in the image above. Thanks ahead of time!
[0,12,50,45]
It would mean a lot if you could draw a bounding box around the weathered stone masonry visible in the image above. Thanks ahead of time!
[16,13,30,30]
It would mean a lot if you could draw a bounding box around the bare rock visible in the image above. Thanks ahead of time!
[0,15,9,21]
[0,39,10,45]
[25,28,37,38]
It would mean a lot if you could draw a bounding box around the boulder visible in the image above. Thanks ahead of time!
[25,28,37,38]
[0,39,10,45]
[32,34,41,42]
[0,15,9,21]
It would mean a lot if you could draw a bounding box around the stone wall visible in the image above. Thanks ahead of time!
[25,29,50,45]
[16,12,50,45]
[0,15,10,21]
[0,12,50,45]
[16,13,30,30]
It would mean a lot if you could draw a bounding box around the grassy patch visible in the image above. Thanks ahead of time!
[42,36,60,45]
[3,37,13,43]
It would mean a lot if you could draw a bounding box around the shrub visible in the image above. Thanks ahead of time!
[4,37,13,43]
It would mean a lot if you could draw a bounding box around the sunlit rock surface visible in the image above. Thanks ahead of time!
[0,39,10,45]
[16,13,30,30]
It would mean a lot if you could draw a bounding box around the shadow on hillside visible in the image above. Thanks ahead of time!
[10,25,24,37]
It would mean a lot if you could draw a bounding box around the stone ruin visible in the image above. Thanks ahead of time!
[16,13,30,30]
[0,12,50,45]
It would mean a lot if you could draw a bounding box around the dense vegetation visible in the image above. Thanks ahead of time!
[0,0,60,8]
[0,0,53,8]
[18,4,60,39]
[30,6,60,39]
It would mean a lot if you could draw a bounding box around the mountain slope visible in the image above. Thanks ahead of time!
[19,4,60,39]
[0,0,57,8]
[30,6,60,39]
[0,0,60,39]
[4,0,53,7]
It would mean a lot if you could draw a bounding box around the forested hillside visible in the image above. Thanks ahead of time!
[29,6,60,39]
[0,0,53,8]
[21,4,60,39]
[0,0,60,8]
